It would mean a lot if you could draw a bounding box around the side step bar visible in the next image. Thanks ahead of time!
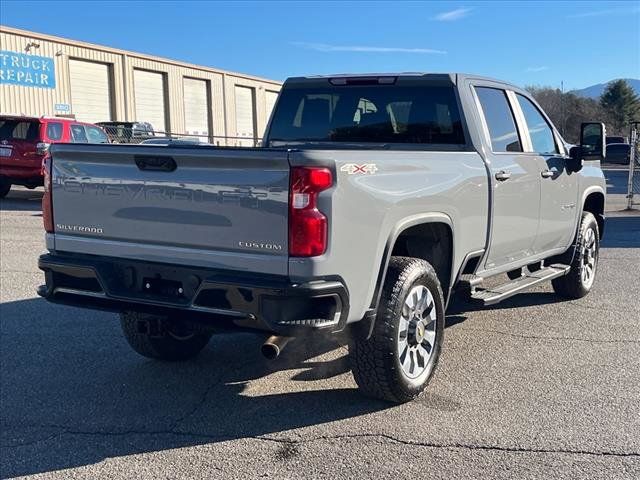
[470,264,570,306]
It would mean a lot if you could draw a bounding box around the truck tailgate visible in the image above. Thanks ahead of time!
[49,144,290,275]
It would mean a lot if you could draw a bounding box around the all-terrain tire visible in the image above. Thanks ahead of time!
[552,212,600,299]
[0,178,11,198]
[120,311,212,361]
[349,256,445,403]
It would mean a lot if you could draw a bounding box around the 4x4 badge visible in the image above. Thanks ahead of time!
[340,163,378,175]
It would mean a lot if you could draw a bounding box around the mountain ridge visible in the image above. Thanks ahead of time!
[572,79,640,99]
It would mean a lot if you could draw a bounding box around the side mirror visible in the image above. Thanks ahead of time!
[580,122,607,161]
[568,146,583,172]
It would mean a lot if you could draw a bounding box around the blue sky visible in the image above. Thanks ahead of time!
[1,1,639,90]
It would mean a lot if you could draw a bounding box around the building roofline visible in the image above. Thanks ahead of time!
[0,25,283,86]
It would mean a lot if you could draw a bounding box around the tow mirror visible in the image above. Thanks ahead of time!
[581,122,607,161]
[568,122,607,172]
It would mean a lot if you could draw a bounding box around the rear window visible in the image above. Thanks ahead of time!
[268,84,465,145]
[0,120,40,142]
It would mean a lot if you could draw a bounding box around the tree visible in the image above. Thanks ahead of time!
[600,79,640,135]
[527,86,611,143]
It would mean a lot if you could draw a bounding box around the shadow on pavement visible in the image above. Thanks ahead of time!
[0,297,391,478]
[0,188,43,212]
[601,215,640,248]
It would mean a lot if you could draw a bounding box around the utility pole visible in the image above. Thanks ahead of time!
[627,121,639,210]
[560,80,565,137]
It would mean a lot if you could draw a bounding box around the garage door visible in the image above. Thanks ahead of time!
[134,69,167,133]
[183,78,209,139]
[235,86,255,146]
[69,59,112,123]
[265,90,279,122]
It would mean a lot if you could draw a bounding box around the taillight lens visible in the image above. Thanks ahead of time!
[42,153,54,233]
[289,167,333,257]
[36,142,50,155]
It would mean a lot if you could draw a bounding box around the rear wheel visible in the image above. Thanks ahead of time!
[349,257,444,403]
[0,178,11,198]
[120,311,212,361]
[552,212,600,299]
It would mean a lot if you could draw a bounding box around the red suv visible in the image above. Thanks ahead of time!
[0,115,109,198]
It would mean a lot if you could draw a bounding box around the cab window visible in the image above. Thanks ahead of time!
[475,87,522,153]
[46,122,63,141]
[70,124,88,143]
[516,94,559,155]
[85,126,109,143]
[269,84,465,145]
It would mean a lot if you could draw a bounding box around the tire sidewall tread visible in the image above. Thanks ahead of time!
[350,256,445,403]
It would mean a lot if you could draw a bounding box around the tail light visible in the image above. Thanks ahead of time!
[289,167,333,257]
[42,153,54,233]
[36,142,50,155]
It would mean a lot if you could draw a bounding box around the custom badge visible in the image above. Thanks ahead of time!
[340,163,378,175]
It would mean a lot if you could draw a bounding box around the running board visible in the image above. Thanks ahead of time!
[471,264,570,306]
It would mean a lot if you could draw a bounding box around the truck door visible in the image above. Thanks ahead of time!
[513,93,579,253]
[473,86,541,271]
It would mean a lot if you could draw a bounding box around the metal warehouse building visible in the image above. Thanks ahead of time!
[0,26,282,145]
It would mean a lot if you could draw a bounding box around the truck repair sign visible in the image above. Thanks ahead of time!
[0,50,56,89]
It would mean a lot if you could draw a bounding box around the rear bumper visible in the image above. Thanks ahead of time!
[0,166,43,185]
[37,253,349,335]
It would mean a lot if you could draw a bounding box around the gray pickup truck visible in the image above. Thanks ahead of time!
[38,73,607,403]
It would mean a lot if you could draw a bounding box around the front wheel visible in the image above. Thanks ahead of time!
[120,311,212,361]
[349,257,444,403]
[552,212,600,299]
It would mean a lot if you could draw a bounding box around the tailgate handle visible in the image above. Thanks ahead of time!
[135,155,177,172]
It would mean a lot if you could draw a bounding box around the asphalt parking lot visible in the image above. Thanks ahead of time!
[1,169,639,479]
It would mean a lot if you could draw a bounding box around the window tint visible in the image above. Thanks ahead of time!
[475,87,522,152]
[516,94,558,154]
[0,120,40,141]
[70,124,88,143]
[268,84,465,145]
[85,126,109,143]
[46,122,63,141]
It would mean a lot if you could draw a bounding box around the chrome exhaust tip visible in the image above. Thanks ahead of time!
[261,335,292,360]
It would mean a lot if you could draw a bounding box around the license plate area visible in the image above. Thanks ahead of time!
[0,147,13,157]
[142,276,184,299]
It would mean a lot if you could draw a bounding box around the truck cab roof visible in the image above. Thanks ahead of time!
[286,73,521,90]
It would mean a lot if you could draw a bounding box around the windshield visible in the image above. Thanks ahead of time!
[267,84,465,146]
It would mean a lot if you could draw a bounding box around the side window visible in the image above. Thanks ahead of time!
[516,94,559,154]
[475,87,522,152]
[70,124,88,143]
[85,126,109,143]
[46,122,63,141]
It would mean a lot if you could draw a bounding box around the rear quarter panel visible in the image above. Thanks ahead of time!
[289,149,489,322]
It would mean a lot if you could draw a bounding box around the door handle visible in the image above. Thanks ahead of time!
[541,168,557,178]
[495,170,511,181]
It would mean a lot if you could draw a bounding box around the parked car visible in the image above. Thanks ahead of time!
[605,143,631,164]
[606,135,627,144]
[38,73,607,403]
[96,121,155,144]
[0,115,108,198]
